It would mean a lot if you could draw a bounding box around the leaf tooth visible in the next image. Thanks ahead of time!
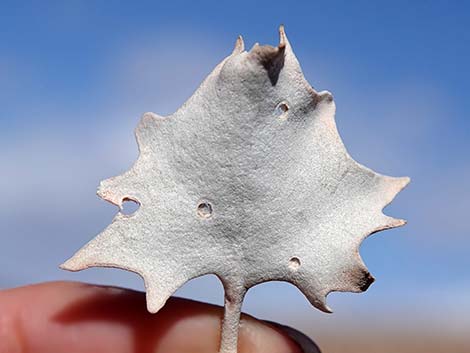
[135,111,166,150]
[231,35,244,55]
[60,229,117,272]
[97,176,139,210]
[377,214,407,232]
[380,175,410,207]
[145,285,167,313]
[317,90,334,103]
[96,178,122,207]
[250,42,260,51]
[143,274,185,313]
[356,270,376,292]
[60,217,137,272]
[279,24,288,48]
[292,276,333,313]
[340,258,375,293]
[60,254,87,272]
[278,24,292,51]
[311,292,333,314]
[278,24,303,74]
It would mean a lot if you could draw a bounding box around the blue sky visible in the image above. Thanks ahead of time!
[1,0,469,334]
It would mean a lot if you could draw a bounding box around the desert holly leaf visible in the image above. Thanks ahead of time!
[61,26,409,353]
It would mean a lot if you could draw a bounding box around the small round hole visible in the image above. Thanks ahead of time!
[197,201,213,219]
[278,103,289,113]
[121,198,140,216]
[275,101,289,118]
[288,257,301,271]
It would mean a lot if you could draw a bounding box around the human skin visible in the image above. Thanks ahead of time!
[0,281,308,353]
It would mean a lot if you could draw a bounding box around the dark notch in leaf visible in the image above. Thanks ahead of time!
[250,44,285,85]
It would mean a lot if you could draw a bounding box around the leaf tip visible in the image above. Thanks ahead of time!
[59,256,85,272]
[358,271,375,292]
[232,35,245,54]
[144,282,170,314]
[279,24,288,48]
[311,292,334,313]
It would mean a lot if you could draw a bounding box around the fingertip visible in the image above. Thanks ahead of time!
[263,321,322,353]
[0,282,309,353]
[238,315,305,353]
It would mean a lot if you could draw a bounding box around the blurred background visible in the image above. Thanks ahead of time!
[1,1,469,352]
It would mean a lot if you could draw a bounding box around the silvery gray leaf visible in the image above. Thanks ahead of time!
[61,26,409,353]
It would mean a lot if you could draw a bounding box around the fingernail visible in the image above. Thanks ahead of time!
[263,321,322,353]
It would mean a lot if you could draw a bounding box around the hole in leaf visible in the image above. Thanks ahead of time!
[288,257,301,271]
[275,101,289,118]
[197,201,213,219]
[121,198,140,216]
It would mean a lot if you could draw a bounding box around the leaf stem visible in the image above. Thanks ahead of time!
[219,287,246,353]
